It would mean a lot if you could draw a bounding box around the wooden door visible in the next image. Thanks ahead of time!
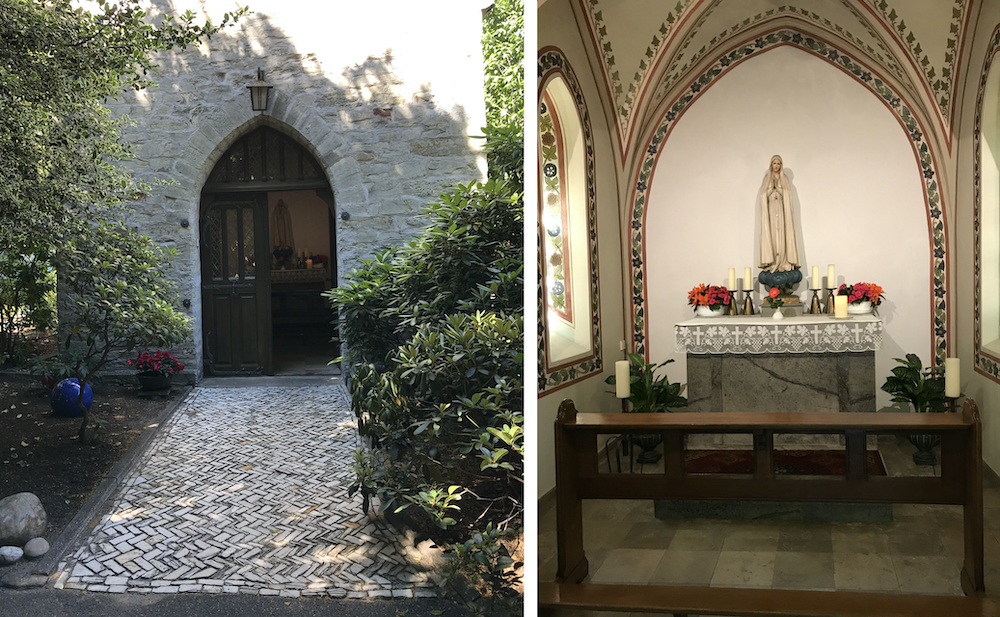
[201,194,272,375]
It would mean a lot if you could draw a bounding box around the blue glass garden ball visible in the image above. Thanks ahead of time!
[50,378,94,418]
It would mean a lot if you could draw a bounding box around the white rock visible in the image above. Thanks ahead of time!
[0,493,47,546]
[23,537,50,559]
[0,546,24,565]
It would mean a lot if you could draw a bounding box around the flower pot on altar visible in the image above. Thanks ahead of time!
[137,372,173,391]
[847,300,873,315]
[695,305,725,318]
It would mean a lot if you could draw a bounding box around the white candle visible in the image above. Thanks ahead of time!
[744,267,752,292]
[615,360,631,399]
[945,357,960,398]
[728,268,736,290]
[828,264,835,288]
[812,266,820,290]
[834,295,848,319]
[306,258,313,269]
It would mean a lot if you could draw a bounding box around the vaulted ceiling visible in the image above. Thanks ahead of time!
[558,0,977,167]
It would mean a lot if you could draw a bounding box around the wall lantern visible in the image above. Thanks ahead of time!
[248,68,272,112]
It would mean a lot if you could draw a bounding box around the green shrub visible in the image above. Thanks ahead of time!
[44,222,191,440]
[0,249,57,365]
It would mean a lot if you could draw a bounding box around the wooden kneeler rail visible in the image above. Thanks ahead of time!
[539,399,989,617]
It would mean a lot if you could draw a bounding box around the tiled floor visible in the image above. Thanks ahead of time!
[53,385,439,598]
[538,435,1000,616]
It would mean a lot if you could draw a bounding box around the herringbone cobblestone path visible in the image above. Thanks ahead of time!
[53,386,439,598]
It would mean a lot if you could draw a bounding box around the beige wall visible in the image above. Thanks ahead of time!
[537,0,625,499]
[957,6,1000,475]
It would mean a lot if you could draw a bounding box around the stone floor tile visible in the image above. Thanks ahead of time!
[588,548,665,584]
[772,551,835,590]
[648,550,719,585]
[891,555,962,595]
[833,553,898,591]
[777,523,833,553]
[711,551,776,588]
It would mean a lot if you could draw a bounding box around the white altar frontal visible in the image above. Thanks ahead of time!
[675,313,884,417]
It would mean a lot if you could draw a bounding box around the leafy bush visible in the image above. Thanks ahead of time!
[0,249,57,365]
[43,222,191,440]
[331,2,524,612]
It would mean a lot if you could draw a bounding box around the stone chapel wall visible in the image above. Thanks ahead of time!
[104,0,488,377]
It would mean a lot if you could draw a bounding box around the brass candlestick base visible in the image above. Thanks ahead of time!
[825,288,836,314]
[728,297,739,315]
[742,290,755,315]
[809,289,823,314]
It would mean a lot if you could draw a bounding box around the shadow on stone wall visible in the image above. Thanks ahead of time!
[101,1,486,375]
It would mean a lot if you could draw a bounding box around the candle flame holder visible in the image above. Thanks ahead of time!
[825,288,836,315]
[741,290,755,315]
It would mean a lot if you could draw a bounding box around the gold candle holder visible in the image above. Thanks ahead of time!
[742,290,755,315]
[825,288,836,314]
[809,289,823,314]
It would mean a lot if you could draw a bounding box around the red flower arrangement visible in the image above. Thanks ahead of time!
[765,286,784,309]
[311,254,329,266]
[687,284,732,311]
[837,282,884,306]
[128,350,185,376]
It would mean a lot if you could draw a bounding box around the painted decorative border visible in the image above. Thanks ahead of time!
[580,0,692,152]
[538,48,603,396]
[660,4,906,103]
[869,0,966,115]
[973,26,1000,383]
[627,29,948,366]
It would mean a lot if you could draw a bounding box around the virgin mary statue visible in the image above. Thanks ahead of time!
[758,155,800,273]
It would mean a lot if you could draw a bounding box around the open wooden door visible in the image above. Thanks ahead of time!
[201,194,272,375]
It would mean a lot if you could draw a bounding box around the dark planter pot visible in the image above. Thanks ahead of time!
[908,433,941,466]
[629,433,663,464]
[137,372,173,391]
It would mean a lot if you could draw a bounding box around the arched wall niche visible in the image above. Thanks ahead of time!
[974,26,1000,383]
[537,47,604,396]
[636,42,940,410]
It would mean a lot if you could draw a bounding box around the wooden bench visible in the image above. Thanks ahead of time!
[540,399,988,616]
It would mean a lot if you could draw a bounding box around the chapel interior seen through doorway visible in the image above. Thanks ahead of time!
[199,125,339,376]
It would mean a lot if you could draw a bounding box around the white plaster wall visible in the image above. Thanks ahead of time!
[645,46,932,410]
[537,0,625,499]
[957,6,1000,475]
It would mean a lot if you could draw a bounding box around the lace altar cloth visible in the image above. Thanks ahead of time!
[675,314,883,355]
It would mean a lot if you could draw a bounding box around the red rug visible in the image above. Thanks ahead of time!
[684,450,887,476]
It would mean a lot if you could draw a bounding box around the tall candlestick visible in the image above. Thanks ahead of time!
[834,295,848,319]
[728,268,736,290]
[828,264,836,288]
[945,357,960,398]
[812,266,820,290]
[744,267,752,292]
[616,360,631,399]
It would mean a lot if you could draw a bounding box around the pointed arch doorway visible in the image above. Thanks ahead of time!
[200,126,339,376]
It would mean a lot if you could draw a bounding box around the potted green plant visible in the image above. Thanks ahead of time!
[880,353,947,465]
[605,352,687,463]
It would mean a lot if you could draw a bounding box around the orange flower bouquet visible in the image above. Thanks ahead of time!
[687,284,732,311]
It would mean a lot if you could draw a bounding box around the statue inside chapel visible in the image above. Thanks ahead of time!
[758,155,799,273]
[756,155,802,302]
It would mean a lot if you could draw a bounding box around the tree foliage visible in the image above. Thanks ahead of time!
[0,0,247,252]
[46,222,191,440]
